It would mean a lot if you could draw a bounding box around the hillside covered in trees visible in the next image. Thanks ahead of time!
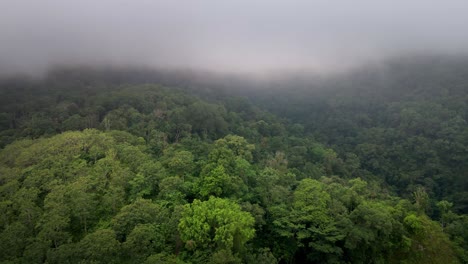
[0,57,467,263]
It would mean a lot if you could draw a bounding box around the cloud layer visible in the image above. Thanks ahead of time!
[1,0,468,75]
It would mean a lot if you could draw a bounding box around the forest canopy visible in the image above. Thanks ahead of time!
[0,57,467,263]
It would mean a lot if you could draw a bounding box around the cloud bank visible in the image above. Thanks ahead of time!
[1,0,468,76]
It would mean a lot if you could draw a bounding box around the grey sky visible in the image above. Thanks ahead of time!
[1,0,468,75]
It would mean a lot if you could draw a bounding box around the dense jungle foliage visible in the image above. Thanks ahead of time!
[0,57,467,263]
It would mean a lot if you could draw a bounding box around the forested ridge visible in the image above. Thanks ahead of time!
[0,57,467,263]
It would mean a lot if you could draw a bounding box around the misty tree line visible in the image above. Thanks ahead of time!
[0,58,467,263]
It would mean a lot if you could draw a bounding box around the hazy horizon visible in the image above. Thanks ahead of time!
[2,1,468,77]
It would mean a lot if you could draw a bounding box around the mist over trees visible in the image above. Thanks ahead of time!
[2,0,468,262]
[0,56,467,263]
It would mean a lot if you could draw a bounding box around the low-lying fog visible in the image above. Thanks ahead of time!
[1,0,468,78]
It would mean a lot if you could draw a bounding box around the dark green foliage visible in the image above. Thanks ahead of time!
[0,59,467,263]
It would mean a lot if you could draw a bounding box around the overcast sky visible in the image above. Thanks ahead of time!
[1,0,468,76]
